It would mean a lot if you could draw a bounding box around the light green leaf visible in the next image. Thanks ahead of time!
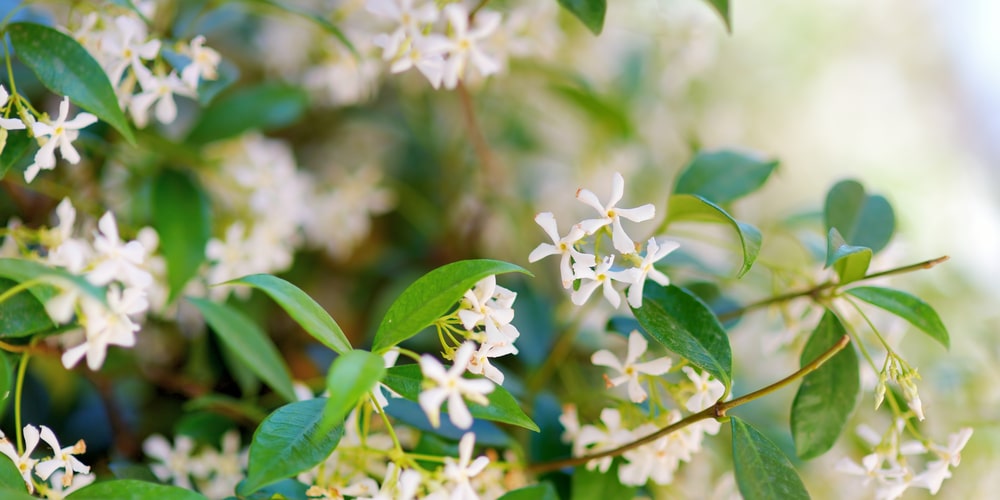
[152,169,211,304]
[499,482,559,500]
[187,297,296,403]
[0,449,26,492]
[824,180,895,254]
[631,285,732,391]
[664,194,762,278]
[551,83,631,139]
[701,0,732,31]
[825,228,872,284]
[321,350,386,432]
[240,0,357,56]
[0,278,53,338]
[571,461,635,500]
[186,83,309,144]
[223,274,352,354]
[0,258,106,306]
[731,417,810,500]
[67,479,205,499]
[790,310,859,459]
[8,22,135,143]
[0,131,34,180]
[557,0,607,35]
[238,398,345,495]
[382,365,539,431]
[372,259,531,353]
[674,150,778,205]
[846,286,949,349]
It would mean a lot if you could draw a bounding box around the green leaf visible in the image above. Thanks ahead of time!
[0,278,53,338]
[674,150,778,205]
[824,180,895,254]
[0,258,106,306]
[551,83,632,139]
[571,461,635,500]
[846,286,949,349]
[500,482,559,500]
[223,274,352,354]
[0,450,26,492]
[701,0,732,32]
[631,285,732,391]
[67,479,205,499]
[152,169,211,304]
[790,310,859,459]
[238,398,345,495]
[731,417,810,500]
[8,22,135,144]
[372,259,531,353]
[107,0,151,23]
[187,297,296,403]
[825,228,872,284]
[0,131,34,180]
[382,364,539,431]
[557,0,607,35]
[664,194,762,278]
[321,349,385,432]
[240,0,357,56]
[186,83,309,144]
[0,353,12,421]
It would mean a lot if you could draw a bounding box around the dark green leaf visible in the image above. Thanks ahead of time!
[631,285,732,391]
[188,297,297,402]
[0,450,26,492]
[824,180,895,254]
[674,150,778,205]
[557,0,607,35]
[8,22,135,143]
[731,417,810,500]
[186,83,309,144]
[382,364,539,431]
[500,482,559,500]
[67,479,205,499]
[240,0,357,56]
[0,131,34,180]
[0,278,53,338]
[321,349,385,432]
[224,274,352,354]
[571,461,635,500]
[701,0,732,31]
[846,286,949,349]
[371,259,530,353]
[108,462,160,482]
[238,398,345,495]
[790,310,859,459]
[664,194,761,277]
[152,169,211,304]
[0,353,11,420]
[825,228,871,284]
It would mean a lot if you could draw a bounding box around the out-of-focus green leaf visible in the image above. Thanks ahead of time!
[825,228,871,284]
[186,83,309,144]
[0,132,34,180]
[790,310,859,459]
[8,22,135,143]
[321,349,385,432]
[571,461,635,500]
[551,83,631,138]
[557,0,607,35]
[0,278,53,338]
[665,194,761,278]
[500,482,559,500]
[824,180,894,254]
[68,479,205,499]
[152,169,211,304]
[674,150,778,205]
[701,0,732,31]
[188,297,296,402]
[0,258,106,306]
[846,286,949,349]
[731,417,810,500]
[240,0,357,56]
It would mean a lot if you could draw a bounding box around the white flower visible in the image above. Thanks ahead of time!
[0,85,25,130]
[591,330,672,403]
[88,211,154,290]
[573,408,634,473]
[129,70,195,128]
[575,172,656,254]
[418,342,495,429]
[180,35,221,90]
[457,275,520,349]
[35,426,90,487]
[0,425,40,493]
[194,430,247,499]
[367,0,439,37]
[571,256,633,308]
[61,285,147,370]
[443,433,490,500]
[681,366,726,412]
[37,470,95,500]
[371,349,403,409]
[913,427,973,494]
[100,15,161,85]
[466,341,513,385]
[357,463,421,500]
[380,34,447,89]
[422,4,502,89]
[143,434,199,489]
[624,237,680,308]
[25,97,98,183]
[528,212,595,288]
[834,453,887,486]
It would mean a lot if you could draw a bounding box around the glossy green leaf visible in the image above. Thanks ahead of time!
[68,479,205,499]
[188,297,296,403]
[0,353,12,420]
[825,228,871,284]
[0,131,33,180]
[382,364,539,431]
[824,180,895,253]
[8,22,134,143]
[674,150,778,205]
[186,83,309,144]
[0,450,26,492]
[224,274,352,354]
[701,0,732,31]
[241,0,357,56]
[790,310,859,459]
[500,482,559,500]
[557,0,607,35]
[571,462,635,500]
[152,169,211,304]
[0,278,53,338]
[731,417,810,500]
[238,398,345,495]
[321,349,386,432]
[665,194,762,277]
[631,285,732,391]
[846,286,949,349]
[0,258,106,306]
[372,259,531,353]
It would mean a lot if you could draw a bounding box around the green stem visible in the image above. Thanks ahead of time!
[0,278,44,307]
[14,352,29,454]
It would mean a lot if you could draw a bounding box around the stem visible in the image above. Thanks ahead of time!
[14,352,29,454]
[526,334,851,474]
[456,82,502,198]
[0,278,44,307]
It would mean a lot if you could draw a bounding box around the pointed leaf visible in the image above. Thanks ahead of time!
[0,258,106,306]
[790,310,859,459]
[152,169,211,304]
[238,398,345,495]
[824,180,894,254]
[188,297,296,403]
[557,0,607,35]
[224,274,352,354]
[665,194,761,277]
[631,285,732,391]
[320,349,386,432]
[674,150,778,205]
[701,0,732,31]
[846,286,949,349]
[0,449,26,492]
[731,417,810,500]
[67,479,204,499]
[186,83,309,144]
[382,364,538,431]
[0,131,34,180]
[825,228,871,284]
[8,22,135,143]
[372,259,531,353]
[0,278,53,338]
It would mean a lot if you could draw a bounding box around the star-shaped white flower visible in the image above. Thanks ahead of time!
[180,35,221,90]
[625,237,680,308]
[573,408,634,472]
[591,331,672,403]
[61,285,148,370]
[25,97,98,183]
[528,212,595,288]
[418,342,494,429]
[421,4,502,89]
[100,15,161,85]
[143,434,198,489]
[681,366,726,412]
[0,85,25,131]
[0,425,41,493]
[35,426,90,487]
[443,432,490,500]
[571,255,632,308]
[457,275,520,348]
[576,172,655,254]
[130,69,195,128]
[88,211,154,290]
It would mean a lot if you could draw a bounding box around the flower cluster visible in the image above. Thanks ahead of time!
[0,88,97,183]
[143,430,247,499]
[530,172,680,309]
[0,424,93,497]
